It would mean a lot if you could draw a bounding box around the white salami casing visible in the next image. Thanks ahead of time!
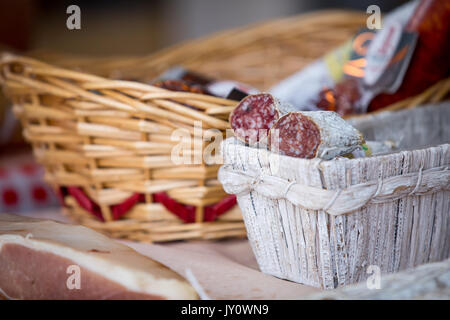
[268,111,364,160]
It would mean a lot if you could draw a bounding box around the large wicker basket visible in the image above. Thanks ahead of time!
[219,103,450,289]
[0,10,448,242]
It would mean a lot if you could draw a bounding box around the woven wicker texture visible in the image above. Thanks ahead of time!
[221,104,450,289]
[0,10,448,242]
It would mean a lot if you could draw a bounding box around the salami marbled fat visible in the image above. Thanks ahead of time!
[0,214,198,300]
[230,93,296,145]
[268,113,321,159]
[269,111,364,160]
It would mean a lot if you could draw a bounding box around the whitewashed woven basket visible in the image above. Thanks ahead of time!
[219,103,450,289]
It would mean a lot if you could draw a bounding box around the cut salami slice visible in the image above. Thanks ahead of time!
[0,214,198,300]
[268,111,364,160]
[229,93,296,146]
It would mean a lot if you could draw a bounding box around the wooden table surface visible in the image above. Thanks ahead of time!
[10,208,322,300]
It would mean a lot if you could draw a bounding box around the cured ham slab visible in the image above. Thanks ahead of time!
[0,214,198,300]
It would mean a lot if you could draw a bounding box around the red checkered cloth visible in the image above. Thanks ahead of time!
[0,162,60,213]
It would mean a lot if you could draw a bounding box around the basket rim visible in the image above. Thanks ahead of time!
[222,103,450,168]
[0,52,238,105]
[222,136,449,167]
[0,9,368,86]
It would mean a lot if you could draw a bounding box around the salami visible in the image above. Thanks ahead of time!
[156,66,259,99]
[268,111,364,160]
[153,79,210,95]
[316,78,362,116]
[229,93,296,145]
[316,0,450,114]
[369,0,450,111]
[158,66,213,86]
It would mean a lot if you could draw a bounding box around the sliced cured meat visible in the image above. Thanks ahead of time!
[0,214,198,300]
[268,111,364,160]
[229,93,296,146]
[0,244,166,300]
[230,93,278,145]
[316,78,362,116]
[369,0,450,111]
[268,112,321,159]
[153,79,209,95]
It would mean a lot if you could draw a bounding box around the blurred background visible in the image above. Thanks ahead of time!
[0,0,407,213]
[1,0,406,55]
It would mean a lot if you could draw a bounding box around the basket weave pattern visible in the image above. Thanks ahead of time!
[0,11,370,242]
[1,11,449,242]
[220,105,450,289]
[0,55,246,241]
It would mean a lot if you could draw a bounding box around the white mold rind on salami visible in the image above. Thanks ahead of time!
[230,93,297,146]
[0,214,198,300]
[269,111,364,160]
